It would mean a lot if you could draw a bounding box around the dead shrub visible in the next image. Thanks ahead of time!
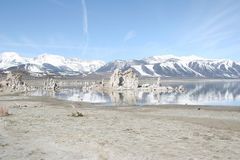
[0,106,9,117]
[71,111,84,117]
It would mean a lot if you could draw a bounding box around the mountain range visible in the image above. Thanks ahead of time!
[0,52,105,76]
[1,52,240,78]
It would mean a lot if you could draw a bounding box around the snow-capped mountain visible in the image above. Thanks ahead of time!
[96,55,240,78]
[96,59,146,73]
[0,52,30,69]
[1,52,240,78]
[0,52,105,75]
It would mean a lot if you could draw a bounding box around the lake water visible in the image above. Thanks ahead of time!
[29,80,240,106]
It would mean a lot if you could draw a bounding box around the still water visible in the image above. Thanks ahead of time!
[29,80,240,106]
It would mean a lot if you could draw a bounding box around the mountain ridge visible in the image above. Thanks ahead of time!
[1,52,240,78]
[96,55,240,78]
[0,52,105,76]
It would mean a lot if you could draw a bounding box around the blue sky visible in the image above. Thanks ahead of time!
[0,0,240,61]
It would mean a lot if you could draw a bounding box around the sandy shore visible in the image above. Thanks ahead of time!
[1,95,240,160]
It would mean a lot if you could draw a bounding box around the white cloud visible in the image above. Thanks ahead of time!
[124,30,137,42]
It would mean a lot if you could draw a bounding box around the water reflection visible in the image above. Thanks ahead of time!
[29,81,240,106]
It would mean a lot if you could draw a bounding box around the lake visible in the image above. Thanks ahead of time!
[29,80,240,106]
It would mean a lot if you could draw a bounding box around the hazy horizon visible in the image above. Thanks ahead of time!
[1,0,240,61]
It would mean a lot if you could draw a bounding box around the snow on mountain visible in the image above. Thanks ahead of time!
[1,52,240,78]
[97,55,240,78]
[0,52,30,69]
[33,54,66,67]
[0,52,105,75]
[64,58,105,73]
[32,54,105,73]
[96,59,147,73]
[144,54,205,64]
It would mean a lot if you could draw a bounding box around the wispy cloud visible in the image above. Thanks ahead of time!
[124,30,137,42]
[47,0,89,55]
[81,0,88,35]
[0,35,84,51]
[49,0,65,7]
[81,0,88,55]
[178,1,240,51]
[1,41,84,50]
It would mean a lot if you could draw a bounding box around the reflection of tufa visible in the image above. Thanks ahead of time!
[157,77,161,87]
[43,78,59,91]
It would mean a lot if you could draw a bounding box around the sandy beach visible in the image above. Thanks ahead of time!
[0,95,240,160]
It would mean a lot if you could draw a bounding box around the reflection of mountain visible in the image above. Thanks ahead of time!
[58,89,111,103]
[106,81,240,105]
[184,82,240,102]
[28,81,240,105]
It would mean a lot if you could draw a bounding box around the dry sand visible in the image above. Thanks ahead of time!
[0,95,240,160]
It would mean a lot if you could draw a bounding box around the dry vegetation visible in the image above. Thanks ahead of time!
[0,106,9,117]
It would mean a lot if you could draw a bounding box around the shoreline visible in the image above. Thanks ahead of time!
[1,94,240,110]
[1,95,240,159]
